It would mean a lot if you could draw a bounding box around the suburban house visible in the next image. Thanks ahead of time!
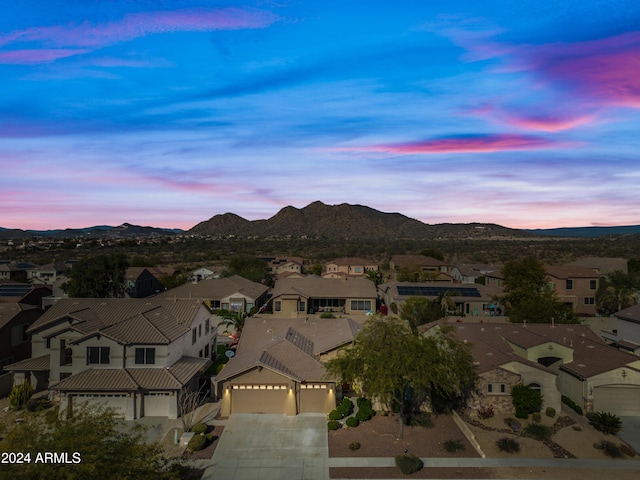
[0,282,53,307]
[26,262,67,285]
[378,281,500,317]
[451,264,502,284]
[0,262,34,282]
[423,322,640,416]
[125,267,166,298]
[323,257,378,278]
[270,276,377,316]
[264,257,304,278]
[389,254,454,282]
[603,304,640,355]
[191,266,217,282]
[3,298,215,420]
[545,265,600,316]
[214,315,361,415]
[156,275,269,314]
[0,303,43,369]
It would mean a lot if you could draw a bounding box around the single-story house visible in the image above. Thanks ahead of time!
[214,315,361,416]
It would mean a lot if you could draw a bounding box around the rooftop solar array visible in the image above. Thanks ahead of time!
[0,284,32,297]
[396,286,482,298]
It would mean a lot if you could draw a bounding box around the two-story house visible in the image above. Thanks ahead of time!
[389,254,453,282]
[125,267,166,298]
[545,265,600,316]
[3,298,215,420]
[323,257,378,278]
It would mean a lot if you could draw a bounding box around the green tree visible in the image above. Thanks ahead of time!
[61,254,129,298]
[222,256,270,284]
[596,270,638,314]
[325,316,476,439]
[399,296,445,333]
[217,310,248,337]
[0,406,185,480]
[500,257,576,323]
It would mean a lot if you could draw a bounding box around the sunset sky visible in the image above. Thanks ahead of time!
[2,1,639,231]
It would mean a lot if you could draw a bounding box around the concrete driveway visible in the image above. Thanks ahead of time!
[201,413,328,480]
[619,417,640,454]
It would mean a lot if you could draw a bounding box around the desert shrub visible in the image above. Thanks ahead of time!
[319,312,335,318]
[545,407,556,418]
[496,437,520,453]
[9,380,34,410]
[337,397,354,417]
[25,397,50,412]
[410,412,433,428]
[443,439,465,453]
[515,408,529,419]
[511,384,543,414]
[205,432,216,443]
[345,417,359,428]
[328,420,341,431]
[561,395,583,415]
[187,434,207,452]
[523,422,552,441]
[348,441,361,451]
[395,454,423,474]
[504,418,521,432]
[44,406,60,425]
[532,412,542,423]
[594,440,624,458]
[477,404,494,420]
[355,397,375,422]
[329,409,343,421]
[586,411,623,435]
[191,422,208,435]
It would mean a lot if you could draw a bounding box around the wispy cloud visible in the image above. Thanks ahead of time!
[337,134,569,155]
[0,7,279,63]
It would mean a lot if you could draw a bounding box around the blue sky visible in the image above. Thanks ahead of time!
[1,0,639,230]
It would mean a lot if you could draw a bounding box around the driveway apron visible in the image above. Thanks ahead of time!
[202,413,328,480]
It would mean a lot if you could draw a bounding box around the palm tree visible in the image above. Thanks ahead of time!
[435,290,458,316]
[217,310,248,338]
[597,271,638,314]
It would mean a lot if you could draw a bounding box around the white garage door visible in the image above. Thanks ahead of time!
[73,393,127,417]
[144,392,171,417]
[230,385,288,414]
[593,385,640,416]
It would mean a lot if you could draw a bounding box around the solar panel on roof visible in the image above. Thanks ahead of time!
[0,284,32,297]
[396,286,481,297]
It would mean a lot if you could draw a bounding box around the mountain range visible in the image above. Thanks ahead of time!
[2,202,639,240]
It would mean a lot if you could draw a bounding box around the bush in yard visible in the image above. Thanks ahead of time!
[355,397,375,422]
[336,397,354,418]
[395,454,423,474]
[191,422,208,435]
[545,407,556,418]
[587,411,623,435]
[477,404,494,420]
[515,408,529,419]
[511,384,543,415]
[410,412,434,428]
[319,312,335,318]
[329,409,343,421]
[25,397,50,412]
[346,416,359,428]
[9,380,34,410]
[523,422,552,441]
[328,420,341,431]
[532,412,542,423]
[594,440,624,458]
[496,437,520,453]
[187,434,207,452]
[348,441,361,451]
[443,439,465,453]
[561,395,583,415]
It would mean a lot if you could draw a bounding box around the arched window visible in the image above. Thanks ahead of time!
[528,383,541,393]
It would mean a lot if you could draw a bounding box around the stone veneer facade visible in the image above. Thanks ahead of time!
[468,368,521,415]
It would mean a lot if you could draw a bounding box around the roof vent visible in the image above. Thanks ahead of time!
[577,363,586,368]
[587,345,595,349]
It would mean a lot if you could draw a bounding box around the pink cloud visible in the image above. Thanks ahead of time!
[0,49,88,64]
[340,134,567,155]
[467,104,597,132]
[0,8,278,49]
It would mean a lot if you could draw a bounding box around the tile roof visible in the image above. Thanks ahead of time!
[0,302,37,330]
[544,265,599,279]
[615,304,640,325]
[567,257,628,276]
[155,274,268,301]
[326,257,376,266]
[28,298,205,346]
[54,357,210,391]
[271,276,376,300]
[3,354,50,372]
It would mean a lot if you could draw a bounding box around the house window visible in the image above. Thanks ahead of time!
[566,279,574,290]
[192,328,197,345]
[210,300,221,309]
[135,348,155,365]
[87,346,110,365]
[589,279,597,290]
[487,383,506,394]
[274,301,281,312]
[298,300,306,312]
[584,297,595,305]
[350,300,372,311]
[199,324,202,338]
[204,344,209,358]
[354,267,362,273]
[205,319,210,334]
[487,384,492,393]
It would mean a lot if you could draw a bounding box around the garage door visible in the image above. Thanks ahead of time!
[300,385,328,413]
[73,393,127,417]
[593,385,640,416]
[144,392,171,416]
[230,385,288,414]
